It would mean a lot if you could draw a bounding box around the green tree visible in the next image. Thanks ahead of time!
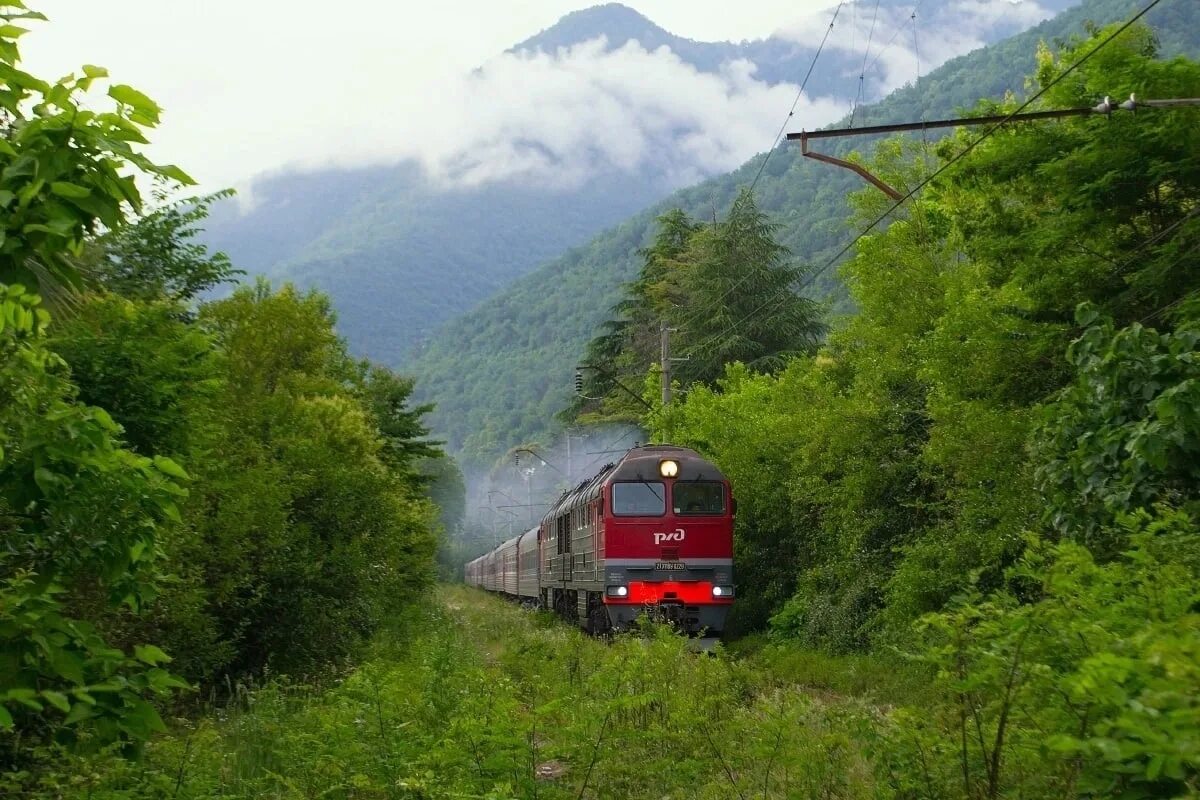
[0,5,194,761]
[1035,305,1200,554]
[573,189,826,423]
[671,189,826,385]
[87,191,239,303]
[662,23,1200,646]
[191,281,438,675]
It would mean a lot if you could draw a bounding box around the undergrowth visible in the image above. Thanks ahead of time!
[7,587,881,799]
[10,555,1196,799]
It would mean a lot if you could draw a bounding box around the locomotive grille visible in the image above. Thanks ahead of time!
[660,547,680,561]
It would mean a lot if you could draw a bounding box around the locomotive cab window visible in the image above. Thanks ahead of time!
[673,482,725,515]
[612,481,666,516]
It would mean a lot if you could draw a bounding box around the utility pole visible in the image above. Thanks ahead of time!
[660,323,671,407]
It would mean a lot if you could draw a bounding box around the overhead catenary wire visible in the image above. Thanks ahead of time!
[746,1,846,198]
[850,0,883,128]
[673,0,925,343]
[663,1,850,345]
[863,0,927,80]
[683,0,1170,361]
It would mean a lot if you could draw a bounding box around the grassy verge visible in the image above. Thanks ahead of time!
[727,633,934,708]
[18,586,894,799]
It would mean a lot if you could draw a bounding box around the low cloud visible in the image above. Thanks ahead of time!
[776,0,1056,105]
[229,0,1057,200]
[271,37,844,193]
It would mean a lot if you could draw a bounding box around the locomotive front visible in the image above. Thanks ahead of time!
[599,445,734,635]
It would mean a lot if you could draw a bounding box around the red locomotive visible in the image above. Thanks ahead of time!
[464,444,734,636]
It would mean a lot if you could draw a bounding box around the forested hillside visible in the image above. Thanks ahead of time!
[411,0,1200,469]
[202,0,1073,365]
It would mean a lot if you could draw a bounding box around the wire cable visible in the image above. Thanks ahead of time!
[675,0,920,340]
[863,0,927,79]
[666,2,849,341]
[684,0,1168,360]
[851,0,883,128]
[746,1,846,197]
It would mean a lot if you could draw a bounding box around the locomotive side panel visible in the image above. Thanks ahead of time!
[517,529,539,599]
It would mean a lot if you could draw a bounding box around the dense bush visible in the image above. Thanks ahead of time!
[0,6,443,781]
[879,510,1200,798]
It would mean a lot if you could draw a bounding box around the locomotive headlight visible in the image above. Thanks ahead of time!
[606,585,629,598]
[712,585,735,598]
[659,459,679,478]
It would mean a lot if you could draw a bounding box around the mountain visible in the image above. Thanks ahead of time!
[202,1,1077,364]
[406,0,1200,468]
[515,1,1081,92]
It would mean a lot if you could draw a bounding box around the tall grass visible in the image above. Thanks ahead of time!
[17,588,888,799]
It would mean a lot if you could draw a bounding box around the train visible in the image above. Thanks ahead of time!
[464,444,735,636]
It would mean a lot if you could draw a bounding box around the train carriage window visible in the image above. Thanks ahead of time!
[556,514,571,554]
[612,482,666,516]
[673,482,726,515]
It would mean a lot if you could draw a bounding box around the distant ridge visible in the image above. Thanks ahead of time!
[408,0,1200,468]
[203,0,1088,368]
[513,4,677,53]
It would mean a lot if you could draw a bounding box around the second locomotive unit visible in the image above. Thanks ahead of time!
[464,444,734,636]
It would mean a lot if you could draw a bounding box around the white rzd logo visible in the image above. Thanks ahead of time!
[653,528,686,545]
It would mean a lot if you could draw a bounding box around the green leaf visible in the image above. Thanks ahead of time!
[156,163,195,186]
[120,699,166,736]
[91,407,118,431]
[63,701,94,725]
[152,456,189,480]
[49,181,91,199]
[41,690,70,713]
[107,84,160,120]
[0,705,11,729]
[48,647,85,685]
[81,64,108,79]
[33,466,57,492]
[133,644,171,666]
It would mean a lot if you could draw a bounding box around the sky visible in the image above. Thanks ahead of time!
[20,0,1050,196]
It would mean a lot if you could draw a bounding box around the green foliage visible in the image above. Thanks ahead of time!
[50,295,217,457]
[184,281,439,676]
[877,510,1200,799]
[1035,307,1200,552]
[571,190,825,425]
[0,5,191,300]
[0,4,445,786]
[660,25,1200,648]
[0,284,187,759]
[88,191,240,303]
[32,587,885,800]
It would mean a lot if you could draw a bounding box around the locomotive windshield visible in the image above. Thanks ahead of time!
[673,482,726,515]
[612,481,666,516]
